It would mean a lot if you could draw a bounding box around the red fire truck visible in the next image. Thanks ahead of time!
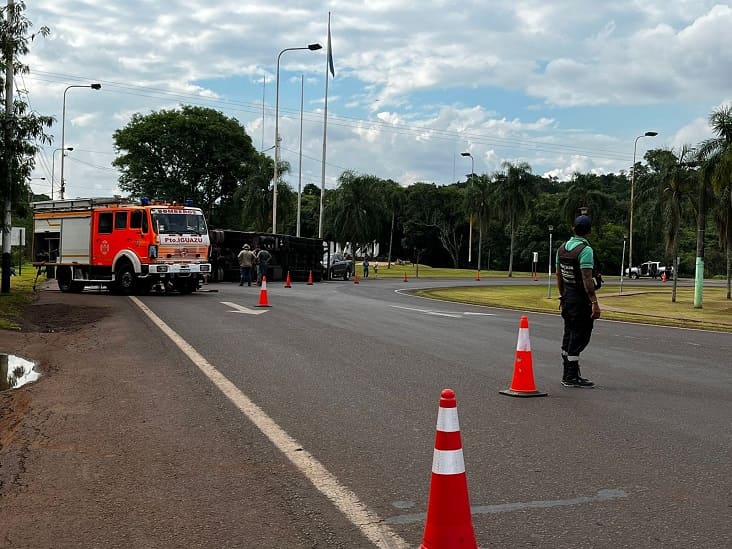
[32,197,211,294]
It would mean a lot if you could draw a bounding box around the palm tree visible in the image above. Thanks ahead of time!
[330,171,388,270]
[696,104,732,301]
[378,179,404,268]
[648,147,697,302]
[235,154,275,232]
[560,172,614,231]
[491,161,536,276]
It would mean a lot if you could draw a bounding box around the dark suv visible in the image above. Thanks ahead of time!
[324,253,352,280]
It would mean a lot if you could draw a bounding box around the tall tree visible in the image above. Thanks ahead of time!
[646,147,697,301]
[1,0,52,293]
[492,161,536,276]
[377,179,404,267]
[113,105,259,225]
[560,172,615,232]
[697,104,732,300]
[329,171,388,270]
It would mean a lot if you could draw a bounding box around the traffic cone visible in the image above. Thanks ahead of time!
[533,271,539,281]
[420,389,477,549]
[500,316,547,397]
[661,272,667,283]
[256,276,271,307]
[307,271,313,285]
[403,272,408,282]
[284,271,292,288]
[475,271,481,281]
[354,274,360,284]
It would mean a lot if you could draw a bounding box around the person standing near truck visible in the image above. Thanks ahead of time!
[237,244,255,286]
[254,247,271,285]
[556,215,601,388]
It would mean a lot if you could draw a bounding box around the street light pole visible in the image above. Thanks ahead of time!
[273,43,321,234]
[460,152,474,265]
[296,74,304,237]
[51,146,73,200]
[60,83,101,199]
[620,233,628,294]
[547,225,554,298]
[628,131,658,276]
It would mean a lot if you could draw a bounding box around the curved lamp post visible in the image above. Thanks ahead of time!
[52,146,73,199]
[460,151,475,264]
[628,131,658,275]
[272,44,321,234]
[60,83,101,199]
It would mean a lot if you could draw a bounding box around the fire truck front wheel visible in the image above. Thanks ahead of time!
[114,262,136,295]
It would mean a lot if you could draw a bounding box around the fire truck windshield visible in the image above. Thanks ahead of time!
[151,210,208,236]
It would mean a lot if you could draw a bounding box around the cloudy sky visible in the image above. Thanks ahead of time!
[19,1,732,201]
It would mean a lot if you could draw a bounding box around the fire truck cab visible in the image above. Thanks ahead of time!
[32,197,211,294]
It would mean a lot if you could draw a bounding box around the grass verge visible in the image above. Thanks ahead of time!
[414,285,732,332]
[371,263,521,279]
[0,264,40,330]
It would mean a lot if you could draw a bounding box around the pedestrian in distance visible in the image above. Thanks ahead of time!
[237,244,255,286]
[373,262,379,278]
[556,214,601,388]
[362,256,370,278]
[255,247,272,286]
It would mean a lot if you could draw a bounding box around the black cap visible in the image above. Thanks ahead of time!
[574,215,592,229]
[574,215,592,233]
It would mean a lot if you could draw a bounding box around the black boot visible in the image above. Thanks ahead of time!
[562,362,594,388]
[562,354,570,383]
[576,365,594,387]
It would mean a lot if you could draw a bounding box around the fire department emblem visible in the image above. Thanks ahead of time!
[100,240,110,255]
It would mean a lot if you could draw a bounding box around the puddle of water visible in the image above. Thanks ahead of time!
[1,353,41,391]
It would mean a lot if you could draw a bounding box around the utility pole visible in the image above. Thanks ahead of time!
[2,0,15,294]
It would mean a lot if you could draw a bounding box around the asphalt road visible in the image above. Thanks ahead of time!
[132,277,732,547]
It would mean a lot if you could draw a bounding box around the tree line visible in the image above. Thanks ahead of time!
[108,103,731,292]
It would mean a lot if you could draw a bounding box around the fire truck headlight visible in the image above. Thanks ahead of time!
[158,265,168,273]
[200,265,210,272]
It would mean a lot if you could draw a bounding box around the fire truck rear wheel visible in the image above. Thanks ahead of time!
[57,267,73,293]
[114,262,136,295]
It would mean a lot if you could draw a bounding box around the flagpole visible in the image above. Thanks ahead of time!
[318,12,332,239]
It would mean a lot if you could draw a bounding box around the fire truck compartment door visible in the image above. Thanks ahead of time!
[60,215,91,264]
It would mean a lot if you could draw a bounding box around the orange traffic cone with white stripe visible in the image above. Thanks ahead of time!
[307,271,313,285]
[499,316,547,397]
[420,389,477,549]
[256,276,271,307]
[533,271,539,281]
[475,271,481,281]
[403,272,408,282]
[354,273,360,284]
[284,271,292,288]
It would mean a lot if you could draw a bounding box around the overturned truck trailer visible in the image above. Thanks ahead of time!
[209,230,325,283]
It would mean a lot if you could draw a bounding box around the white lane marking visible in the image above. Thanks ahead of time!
[385,488,629,525]
[463,312,496,316]
[220,301,268,315]
[427,311,461,318]
[130,296,408,549]
[389,304,477,318]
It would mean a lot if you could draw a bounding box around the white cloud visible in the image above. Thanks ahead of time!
[20,1,731,202]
